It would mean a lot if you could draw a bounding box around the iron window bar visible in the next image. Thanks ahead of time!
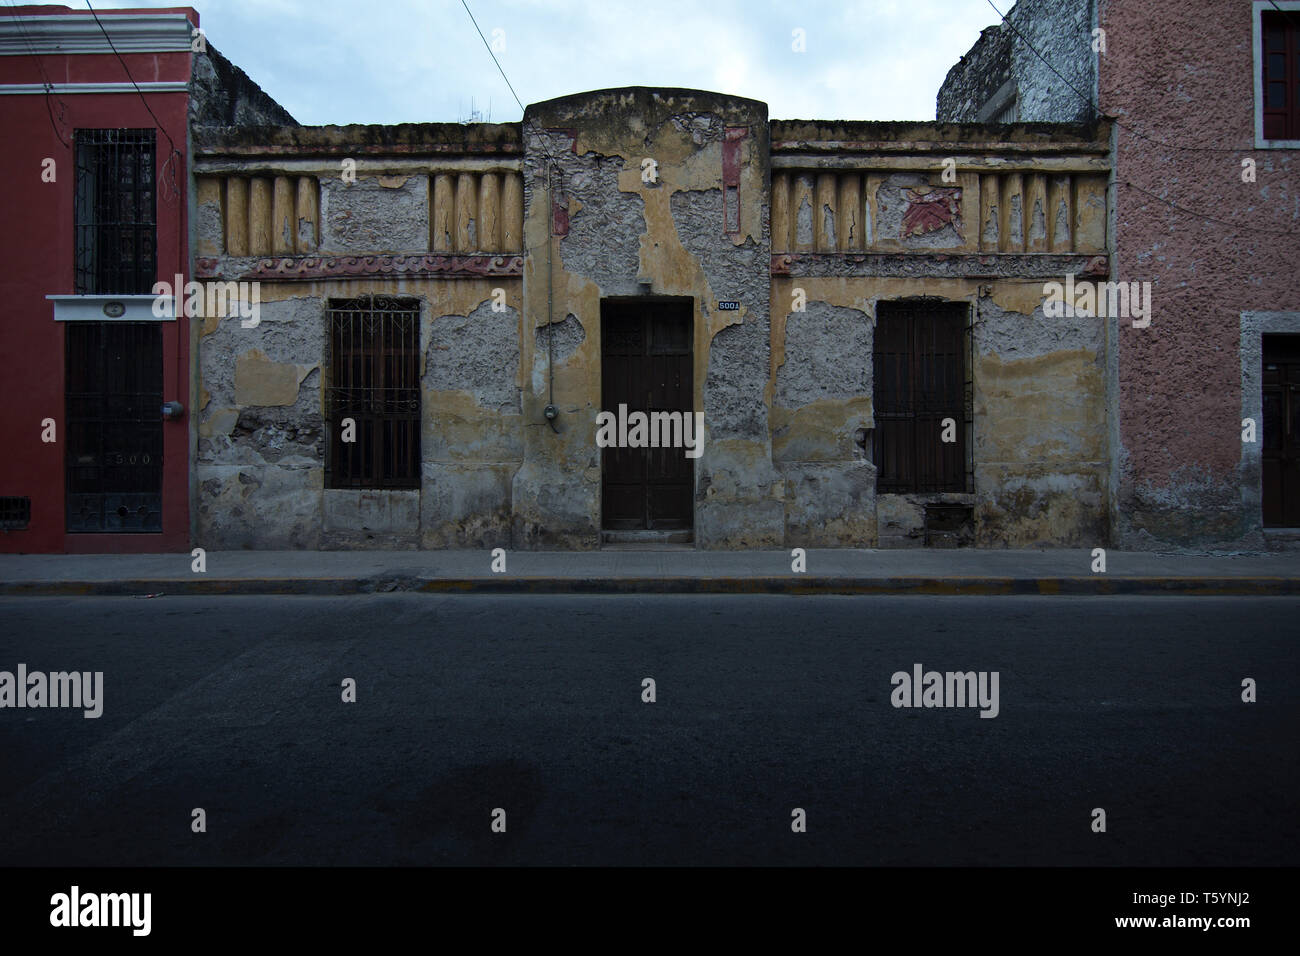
[324,296,422,490]
[64,322,163,532]
[74,128,157,295]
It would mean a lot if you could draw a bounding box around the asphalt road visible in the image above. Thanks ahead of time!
[0,594,1296,866]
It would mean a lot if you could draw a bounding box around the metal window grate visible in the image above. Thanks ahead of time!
[325,296,422,490]
[74,128,157,295]
[873,301,971,494]
[0,496,31,530]
[65,322,163,532]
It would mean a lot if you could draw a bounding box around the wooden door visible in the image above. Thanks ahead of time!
[601,300,694,530]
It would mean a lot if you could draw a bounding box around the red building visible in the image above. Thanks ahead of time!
[0,4,289,552]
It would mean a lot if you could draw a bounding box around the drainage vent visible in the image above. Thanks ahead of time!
[0,496,32,530]
[924,503,973,548]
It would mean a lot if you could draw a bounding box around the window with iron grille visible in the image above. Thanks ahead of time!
[872,301,971,494]
[74,129,157,295]
[325,296,421,489]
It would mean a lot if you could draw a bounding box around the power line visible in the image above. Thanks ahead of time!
[1118,179,1300,237]
[459,0,524,115]
[82,0,177,151]
[452,4,573,427]
[981,0,1298,237]
[4,0,71,147]
[83,0,181,202]
[1267,0,1300,29]
[456,3,575,235]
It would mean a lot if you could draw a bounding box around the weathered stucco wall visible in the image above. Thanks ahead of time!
[191,101,1115,551]
[937,0,1097,123]
[190,42,297,128]
[769,119,1111,548]
[196,285,323,549]
[1100,0,1299,547]
[941,0,1299,548]
[770,275,1107,549]
[192,127,526,550]
[422,294,523,549]
[770,297,875,547]
[517,89,779,549]
[972,287,1107,547]
[936,23,1013,123]
[194,276,523,550]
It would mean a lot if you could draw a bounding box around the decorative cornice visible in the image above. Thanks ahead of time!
[770,253,1109,279]
[197,253,1106,282]
[194,143,523,158]
[770,140,1109,156]
[196,254,525,281]
[0,14,194,56]
[0,81,187,95]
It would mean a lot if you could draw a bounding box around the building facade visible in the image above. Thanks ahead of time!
[17,2,1279,553]
[191,89,1113,550]
[940,0,1300,549]
[0,4,289,553]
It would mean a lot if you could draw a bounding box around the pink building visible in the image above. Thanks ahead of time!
[941,0,1300,549]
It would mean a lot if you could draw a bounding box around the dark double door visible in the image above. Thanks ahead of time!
[601,300,694,531]
[1263,336,1300,527]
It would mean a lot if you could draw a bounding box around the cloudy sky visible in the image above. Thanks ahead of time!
[117,0,1006,124]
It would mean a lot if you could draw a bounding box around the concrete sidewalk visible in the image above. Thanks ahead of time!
[1,548,1299,596]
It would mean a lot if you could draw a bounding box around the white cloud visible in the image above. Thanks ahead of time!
[114,0,996,124]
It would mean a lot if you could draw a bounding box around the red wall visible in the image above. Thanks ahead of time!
[0,8,196,552]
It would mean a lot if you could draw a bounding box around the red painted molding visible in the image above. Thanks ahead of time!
[195,254,524,280]
[771,252,1110,278]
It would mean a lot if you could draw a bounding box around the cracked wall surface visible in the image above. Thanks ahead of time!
[320,176,429,254]
[937,0,1096,123]
[422,297,523,548]
[192,92,1116,551]
[771,300,876,546]
[972,292,1106,547]
[197,292,326,548]
[194,187,524,549]
[769,276,1107,549]
[518,88,779,549]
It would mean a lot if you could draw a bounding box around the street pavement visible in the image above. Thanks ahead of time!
[1,547,1299,595]
[0,593,1295,866]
